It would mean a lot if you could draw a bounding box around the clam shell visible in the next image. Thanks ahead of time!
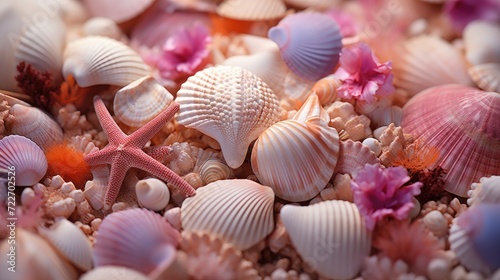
[0,135,47,186]
[401,85,500,197]
[463,21,500,66]
[468,63,500,93]
[63,36,150,87]
[268,11,342,81]
[113,76,174,127]
[82,17,124,40]
[280,200,372,279]
[181,179,275,250]
[251,117,339,202]
[310,74,341,106]
[334,139,380,178]
[135,177,170,211]
[83,0,155,23]
[468,176,500,206]
[38,218,93,271]
[216,0,286,21]
[80,266,150,280]
[176,66,280,168]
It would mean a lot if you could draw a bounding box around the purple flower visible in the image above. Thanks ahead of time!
[444,0,500,32]
[333,42,394,102]
[351,164,422,230]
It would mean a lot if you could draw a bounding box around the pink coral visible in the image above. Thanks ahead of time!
[333,42,394,102]
[351,164,422,230]
[444,0,500,32]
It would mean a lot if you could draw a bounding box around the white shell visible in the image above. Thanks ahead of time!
[113,76,174,127]
[468,63,500,93]
[422,210,448,238]
[181,179,275,250]
[362,138,382,157]
[80,266,150,280]
[176,66,280,168]
[135,178,170,211]
[0,135,47,186]
[334,140,381,178]
[63,36,150,87]
[280,200,372,279]
[216,0,287,21]
[82,17,124,40]
[83,0,155,23]
[198,158,234,185]
[468,176,500,206]
[463,21,500,66]
[38,218,93,271]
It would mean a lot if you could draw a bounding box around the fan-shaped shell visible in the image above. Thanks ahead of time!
[181,179,275,250]
[0,135,47,186]
[38,218,93,271]
[280,200,372,279]
[63,36,150,87]
[334,139,380,178]
[217,0,286,21]
[401,85,500,197]
[463,21,500,66]
[468,63,500,93]
[135,177,170,211]
[113,76,174,127]
[251,117,339,202]
[468,176,500,206]
[176,66,280,168]
[83,0,155,23]
[80,266,150,280]
[268,12,342,81]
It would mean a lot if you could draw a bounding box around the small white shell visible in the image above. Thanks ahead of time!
[362,138,382,157]
[422,210,448,238]
[181,179,275,250]
[80,266,150,280]
[216,0,287,21]
[468,63,500,93]
[467,176,500,206]
[113,76,174,127]
[135,178,170,211]
[463,21,500,66]
[198,158,234,185]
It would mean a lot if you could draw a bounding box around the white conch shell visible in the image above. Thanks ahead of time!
[63,36,150,87]
[80,266,150,280]
[468,63,500,93]
[83,0,155,23]
[463,21,500,66]
[216,0,286,21]
[135,178,170,211]
[281,200,372,279]
[113,76,174,127]
[467,176,500,206]
[176,66,281,168]
[181,179,275,250]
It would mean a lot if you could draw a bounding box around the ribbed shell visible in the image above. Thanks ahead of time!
[281,200,372,279]
[310,75,340,106]
[80,266,150,280]
[135,178,170,211]
[334,140,380,178]
[268,12,342,81]
[199,158,234,185]
[468,63,500,93]
[216,0,286,20]
[113,76,174,127]
[63,36,150,87]
[83,0,155,23]
[401,85,500,197]
[292,92,330,123]
[181,179,275,250]
[176,66,280,168]
[251,117,339,202]
[0,135,47,186]
[468,176,500,206]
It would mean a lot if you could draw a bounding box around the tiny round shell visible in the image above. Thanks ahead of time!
[216,0,286,21]
[135,178,170,211]
[467,176,500,206]
[80,266,150,280]
[362,138,382,157]
[422,210,448,238]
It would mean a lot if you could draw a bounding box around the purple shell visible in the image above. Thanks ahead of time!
[268,12,343,81]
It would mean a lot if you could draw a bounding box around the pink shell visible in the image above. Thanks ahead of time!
[401,85,500,197]
[334,140,380,178]
[268,12,342,81]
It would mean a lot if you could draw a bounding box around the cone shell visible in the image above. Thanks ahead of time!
[113,76,174,127]
[80,266,150,280]
[83,0,155,23]
[181,179,275,250]
[216,0,286,21]
[468,63,500,93]
[251,117,339,202]
[401,85,500,197]
[135,177,170,211]
[334,140,380,178]
[468,176,500,206]
[0,135,47,186]
[281,200,372,279]
[463,21,500,66]
[268,12,342,81]
[176,66,280,168]
[63,36,150,87]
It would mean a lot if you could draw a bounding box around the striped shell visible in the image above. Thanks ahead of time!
[268,11,342,81]
[468,176,500,206]
[334,140,381,178]
[80,266,150,280]
[402,85,500,197]
[181,179,275,250]
[83,0,155,23]
[0,135,47,186]
[135,178,170,211]
[463,21,500,66]
[176,66,280,168]
[198,158,234,185]
[468,63,500,93]
[281,200,372,279]
[310,74,341,106]
[63,36,150,87]
[216,0,286,21]
[113,76,174,127]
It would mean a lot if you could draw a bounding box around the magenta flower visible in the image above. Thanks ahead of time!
[444,0,500,32]
[325,9,359,37]
[351,164,422,230]
[334,42,394,102]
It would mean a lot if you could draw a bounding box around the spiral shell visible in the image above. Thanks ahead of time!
[199,158,234,185]
[468,176,500,206]
[310,75,341,106]
[135,178,170,211]
[216,0,286,21]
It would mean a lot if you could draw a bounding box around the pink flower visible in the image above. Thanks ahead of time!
[351,164,422,230]
[444,0,500,32]
[334,42,394,102]
[325,9,359,37]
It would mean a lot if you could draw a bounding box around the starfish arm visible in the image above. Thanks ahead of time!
[84,147,114,166]
[93,96,127,145]
[103,158,130,210]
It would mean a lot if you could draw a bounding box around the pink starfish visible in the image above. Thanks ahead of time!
[84,96,196,210]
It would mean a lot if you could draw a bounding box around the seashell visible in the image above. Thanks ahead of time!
[82,0,155,23]
[176,66,280,168]
[463,21,500,66]
[251,117,339,202]
[468,63,500,93]
[0,135,47,186]
[181,179,275,250]
[292,92,330,123]
[38,218,93,271]
[84,165,109,210]
[63,36,150,87]
[94,208,180,274]
[362,137,382,157]
[0,91,32,106]
[468,176,500,206]
[268,11,342,81]
[216,0,287,21]
[198,158,234,185]
[82,17,124,40]
[422,210,448,238]
[280,200,372,279]
[334,140,380,178]
[135,177,170,211]
[310,74,341,106]
[113,76,174,127]
[80,266,150,280]
[449,204,500,275]
[401,85,500,197]
[6,104,63,150]
[283,0,343,10]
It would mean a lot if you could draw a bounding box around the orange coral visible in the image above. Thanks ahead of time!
[390,139,440,173]
[53,75,108,112]
[45,143,92,189]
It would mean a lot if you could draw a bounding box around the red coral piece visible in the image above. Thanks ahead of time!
[15,61,58,111]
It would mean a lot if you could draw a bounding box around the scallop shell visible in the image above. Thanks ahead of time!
[176,66,280,168]
[468,176,500,206]
[216,0,286,21]
[6,104,63,149]
[310,74,341,106]
[198,158,234,185]
[280,200,372,279]
[251,117,339,202]
[334,139,381,178]
[463,21,500,66]
[268,11,342,81]
[181,179,275,250]
[38,218,93,271]
[83,0,155,23]
[135,178,170,211]
[63,36,150,87]
[0,135,48,186]
[401,85,500,197]
[468,63,500,93]
[82,17,124,40]
[80,266,150,280]
[113,76,174,127]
